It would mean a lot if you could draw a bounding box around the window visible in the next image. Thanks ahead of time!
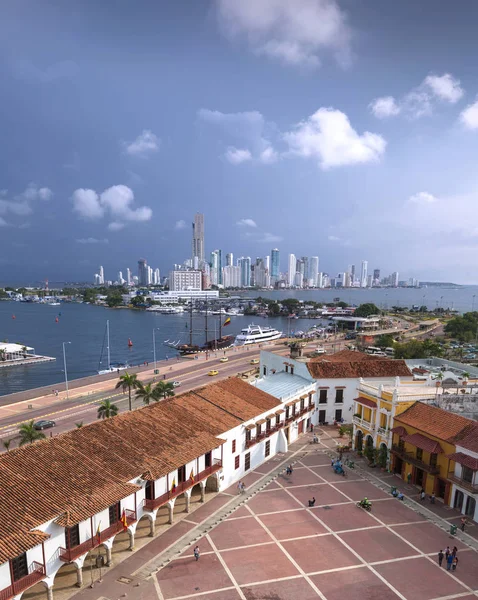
[335,389,344,404]
[398,439,405,452]
[235,455,240,470]
[266,418,271,431]
[66,524,80,549]
[265,440,270,457]
[232,439,236,454]
[291,366,294,375]
[308,393,314,409]
[109,502,120,525]
[263,366,267,376]
[11,553,28,582]
[319,389,328,404]
[256,424,261,437]
[246,429,251,442]
[178,464,186,483]
[205,452,212,467]
[429,453,438,468]
[462,466,473,483]
[335,409,342,422]
[285,365,289,373]
[285,407,290,419]
[300,399,305,411]
[145,480,154,500]
[416,448,423,461]
[275,414,280,425]
[245,452,251,471]
[292,404,296,417]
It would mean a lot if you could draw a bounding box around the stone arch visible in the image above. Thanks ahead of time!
[355,429,363,452]
[205,472,220,493]
[365,434,374,449]
[134,512,155,542]
[377,442,389,468]
[21,578,52,600]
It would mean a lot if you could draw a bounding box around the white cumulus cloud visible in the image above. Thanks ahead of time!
[123,130,160,157]
[215,0,352,69]
[237,218,257,228]
[259,146,279,164]
[424,73,464,104]
[71,185,153,228]
[369,96,401,119]
[174,219,187,230]
[460,97,478,130]
[76,237,109,244]
[225,147,252,164]
[409,191,438,204]
[284,107,386,169]
[108,222,125,232]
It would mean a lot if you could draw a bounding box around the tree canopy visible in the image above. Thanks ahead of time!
[354,303,381,318]
[393,339,443,359]
[444,312,478,342]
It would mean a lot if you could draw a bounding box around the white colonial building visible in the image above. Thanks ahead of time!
[448,423,478,523]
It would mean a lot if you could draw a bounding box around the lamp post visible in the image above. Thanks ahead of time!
[62,341,71,399]
[152,328,160,372]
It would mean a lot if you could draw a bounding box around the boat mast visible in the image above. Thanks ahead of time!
[106,319,111,369]
[205,295,208,344]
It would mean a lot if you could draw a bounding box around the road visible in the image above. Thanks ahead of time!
[0,337,346,450]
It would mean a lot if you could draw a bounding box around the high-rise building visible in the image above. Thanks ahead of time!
[351,265,356,285]
[138,258,148,286]
[210,250,222,286]
[264,255,270,272]
[117,271,125,285]
[126,268,132,286]
[225,252,233,267]
[169,270,202,291]
[222,265,241,288]
[270,249,280,279]
[309,256,319,287]
[288,253,296,287]
[192,212,205,263]
[98,266,104,285]
[360,260,368,288]
[153,268,161,285]
[373,269,380,281]
[392,271,399,287]
[238,257,251,287]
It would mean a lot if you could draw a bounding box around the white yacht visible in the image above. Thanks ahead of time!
[234,324,283,346]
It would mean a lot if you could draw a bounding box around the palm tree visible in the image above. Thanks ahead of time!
[154,381,175,400]
[21,346,28,358]
[97,399,119,420]
[135,382,157,405]
[2,439,12,452]
[75,421,84,428]
[18,421,46,446]
[462,372,470,382]
[115,372,139,411]
[0,349,6,362]
[435,372,444,381]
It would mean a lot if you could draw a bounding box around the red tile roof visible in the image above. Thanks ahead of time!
[307,356,411,379]
[454,422,478,453]
[0,378,280,564]
[394,402,474,443]
[446,452,478,471]
[402,432,444,454]
[354,397,377,408]
[391,426,407,436]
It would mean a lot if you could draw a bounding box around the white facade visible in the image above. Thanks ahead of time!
[223,265,241,288]
[449,445,478,523]
[309,256,319,287]
[169,270,202,291]
[360,260,368,288]
[288,253,296,287]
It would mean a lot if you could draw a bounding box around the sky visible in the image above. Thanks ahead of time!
[1,0,478,284]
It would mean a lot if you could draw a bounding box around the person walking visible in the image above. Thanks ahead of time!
[407,472,412,485]
[237,481,243,495]
[420,488,426,501]
[452,555,458,571]
[438,549,444,567]
[194,545,200,561]
[446,552,453,571]
[452,546,458,557]
[240,482,246,494]
[430,492,436,504]
[461,517,467,532]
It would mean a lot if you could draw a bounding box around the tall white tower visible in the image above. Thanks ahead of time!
[288,254,296,287]
[361,261,368,288]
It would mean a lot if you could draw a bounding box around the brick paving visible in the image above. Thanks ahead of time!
[33,426,478,600]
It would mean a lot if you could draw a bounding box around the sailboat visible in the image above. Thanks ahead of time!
[165,298,234,355]
[98,320,130,375]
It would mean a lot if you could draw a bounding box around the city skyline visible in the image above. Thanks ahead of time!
[2,2,478,283]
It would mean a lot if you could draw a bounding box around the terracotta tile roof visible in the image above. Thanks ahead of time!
[446,452,478,471]
[454,423,478,453]
[307,356,411,379]
[354,397,377,408]
[402,432,444,454]
[391,426,407,436]
[394,402,474,443]
[0,378,279,564]
[313,350,379,363]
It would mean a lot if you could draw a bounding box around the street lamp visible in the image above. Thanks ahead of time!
[62,341,71,399]
[152,328,160,372]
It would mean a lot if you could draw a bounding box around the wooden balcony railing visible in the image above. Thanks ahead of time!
[391,445,440,475]
[59,509,137,563]
[245,438,257,449]
[448,473,478,494]
[0,562,45,600]
[143,460,222,511]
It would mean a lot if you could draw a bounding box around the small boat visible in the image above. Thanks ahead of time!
[128,338,133,347]
[55,317,59,323]
[12,315,16,320]
[98,320,130,375]
[234,324,283,346]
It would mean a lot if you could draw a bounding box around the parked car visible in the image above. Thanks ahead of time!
[314,346,326,355]
[220,357,229,363]
[34,420,56,430]
[208,370,219,376]
[172,381,181,387]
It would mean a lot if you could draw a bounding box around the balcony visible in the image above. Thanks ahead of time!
[391,445,440,475]
[299,407,309,416]
[245,438,257,449]
[59,509,137,562]
[377,427,391,441]
[448,473,478,494]
[353,415,374,430]
[0,562,45,600]
[143,460,222,511]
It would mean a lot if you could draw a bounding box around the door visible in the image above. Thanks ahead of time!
[205,452,212,468]
[178,465,186,484]
[335,409,342,422]
[109,502,120,525]
[436,478,447,499]
[465,495,476,517]
[11,553,28,582]
[318,410,326,424]
[145,480,154,501]
[454,489,464,511]
[415,468,424,487]
[298,420,304,435]
[285,427,290,443]
[393,456,403,475]
[66,524,80,549]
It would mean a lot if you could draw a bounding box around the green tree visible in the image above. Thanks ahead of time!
[97,399,119,419]
[354,303,381,318]
[444,312,478,342]
[18,421,46,446]
[154,381,176,399]
[375,334,395,348]
[2,439,12,451]
[131,295,145,308]
[75,421,84,428]
[106,291,124,308]
[377,445,388,468]
[115,372,139,411]
[393,339,443,359]
[135,382,158,405]
[83,288,97,303]
[268,302,281,316]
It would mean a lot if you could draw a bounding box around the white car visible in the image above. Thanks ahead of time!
[172,381,181,387]
[314,346,326,355]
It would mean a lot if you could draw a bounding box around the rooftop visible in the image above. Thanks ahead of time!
[254,372,313,399]
[307,350,411,379]
[394,402,475,443]
[0,377,280,564]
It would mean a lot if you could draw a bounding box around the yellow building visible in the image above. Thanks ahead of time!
[391,402,475,503]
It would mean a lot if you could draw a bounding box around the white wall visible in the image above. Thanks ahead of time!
[0,561,11,590]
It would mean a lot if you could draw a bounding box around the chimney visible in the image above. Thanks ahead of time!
[289,342,303,359]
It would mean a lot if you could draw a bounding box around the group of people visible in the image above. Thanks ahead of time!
[237,481,246,494]
[438,546,459,571]
[391,488,405,501]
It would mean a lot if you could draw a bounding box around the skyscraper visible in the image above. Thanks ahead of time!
[226,252,233,267]
[126,268,132,286]
[270,249,280,279]
[192,212,205,263]
[238,257,251,287]
[210,250,221,286]
[138,258,148,286]
[288,253,296,287]
[98,266,104,285]
[360,260,368,288]
[351,265,356,285]
[309,256,319,287]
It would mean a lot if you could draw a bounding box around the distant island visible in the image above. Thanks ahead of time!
[420,282,463,288]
